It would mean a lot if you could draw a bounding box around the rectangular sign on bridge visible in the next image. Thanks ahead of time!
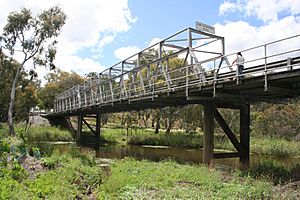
[196,21,215,34]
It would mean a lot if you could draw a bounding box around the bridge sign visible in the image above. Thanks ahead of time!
[196,21,215,34]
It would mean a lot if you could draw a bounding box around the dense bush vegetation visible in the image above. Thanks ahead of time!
[0,138,101,199]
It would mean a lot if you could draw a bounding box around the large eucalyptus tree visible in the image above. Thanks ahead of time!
[0,7,66,135]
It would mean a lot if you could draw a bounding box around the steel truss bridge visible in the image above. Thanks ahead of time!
[49,27,300,168]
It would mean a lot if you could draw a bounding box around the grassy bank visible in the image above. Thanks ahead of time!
[1,125,299,199]
[0,124,74,142]
[99,158,294,199]
[101,128,300,157]
[0,138,101,199]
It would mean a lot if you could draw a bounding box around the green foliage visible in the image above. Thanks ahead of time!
[179,105,203,133]
[21,125,73,142]
[246,160,291,185]
[252,103,300,140]
[250,137,300,157]
[0,52,39,123]
[1,6,66,135]
[28,151,101,199]
[38,70,84,109]
[129,132,204,148]
[0,149,101,199]
[99,158,274,199]
[0,175,31,200]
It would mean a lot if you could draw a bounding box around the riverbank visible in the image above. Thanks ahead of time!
[99,158,299,199]
[0,138,101,199]
[1,125,299,199]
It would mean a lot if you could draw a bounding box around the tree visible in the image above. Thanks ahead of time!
[0,7,66,135]
[0,53,18,122]
[38,70,84,110]
[0,52,39,123]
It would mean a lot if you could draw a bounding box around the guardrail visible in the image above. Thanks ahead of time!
[53,27,300,114]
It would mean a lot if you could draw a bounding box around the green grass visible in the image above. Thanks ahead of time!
[250,137,300,157]
[0,124,74,142]
[0,151,102,200]
[98,158,275,199]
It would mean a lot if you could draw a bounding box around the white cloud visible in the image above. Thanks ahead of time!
[219,0,300,22]
[219,0,241,15]
[148,37,163,47]
[114,46,140,60]
[0,0,137,79]
[216,0,300,72]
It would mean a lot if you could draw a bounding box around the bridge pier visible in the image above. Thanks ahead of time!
[203,102,250,168]
[76,114,101,145]
[203,101,215,165]
[240,104,250,169]
[95,113,101,144]
[77,114,83,142]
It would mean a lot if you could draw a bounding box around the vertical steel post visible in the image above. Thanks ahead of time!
[186,28,192,97]
[121,62,126,98]
[109,68,114,102]
[240,104,250,169]
[90,78,94,105]
[84,82,87,107]
[137,53,146,94]
[287,57,293,70]
[98,74,103,103]
[203,101,215,165]
[264,44,268,91]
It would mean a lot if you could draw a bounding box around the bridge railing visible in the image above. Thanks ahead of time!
[54,29,300,113]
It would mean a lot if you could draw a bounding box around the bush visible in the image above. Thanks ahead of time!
[247,160,291,185]
[21,125,73,142]
[252,103,300,140]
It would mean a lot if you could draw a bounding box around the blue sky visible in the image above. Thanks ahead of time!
[80,0,227,67]
[0,0,299,77]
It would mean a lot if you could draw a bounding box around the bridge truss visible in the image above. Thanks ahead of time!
[50,27,300,168]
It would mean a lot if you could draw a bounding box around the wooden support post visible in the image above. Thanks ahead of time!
[240,104,250,169]
[96,113,101,142]
[203,101,215,165]
[94,113,101,149]
[77,114,82,142]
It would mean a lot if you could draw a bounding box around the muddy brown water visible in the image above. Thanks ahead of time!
[35,142,300,170]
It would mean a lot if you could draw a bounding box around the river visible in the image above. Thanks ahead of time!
[36,142,300,170]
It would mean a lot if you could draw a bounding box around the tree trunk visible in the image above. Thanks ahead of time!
[8,65,21,136]
[165,118,173,135]
[155,112,160,134]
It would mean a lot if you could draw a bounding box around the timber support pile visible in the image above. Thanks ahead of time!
[77,114,101,146]
[203,102,250,168]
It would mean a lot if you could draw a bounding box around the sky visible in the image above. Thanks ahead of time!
[0,0,300,80]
